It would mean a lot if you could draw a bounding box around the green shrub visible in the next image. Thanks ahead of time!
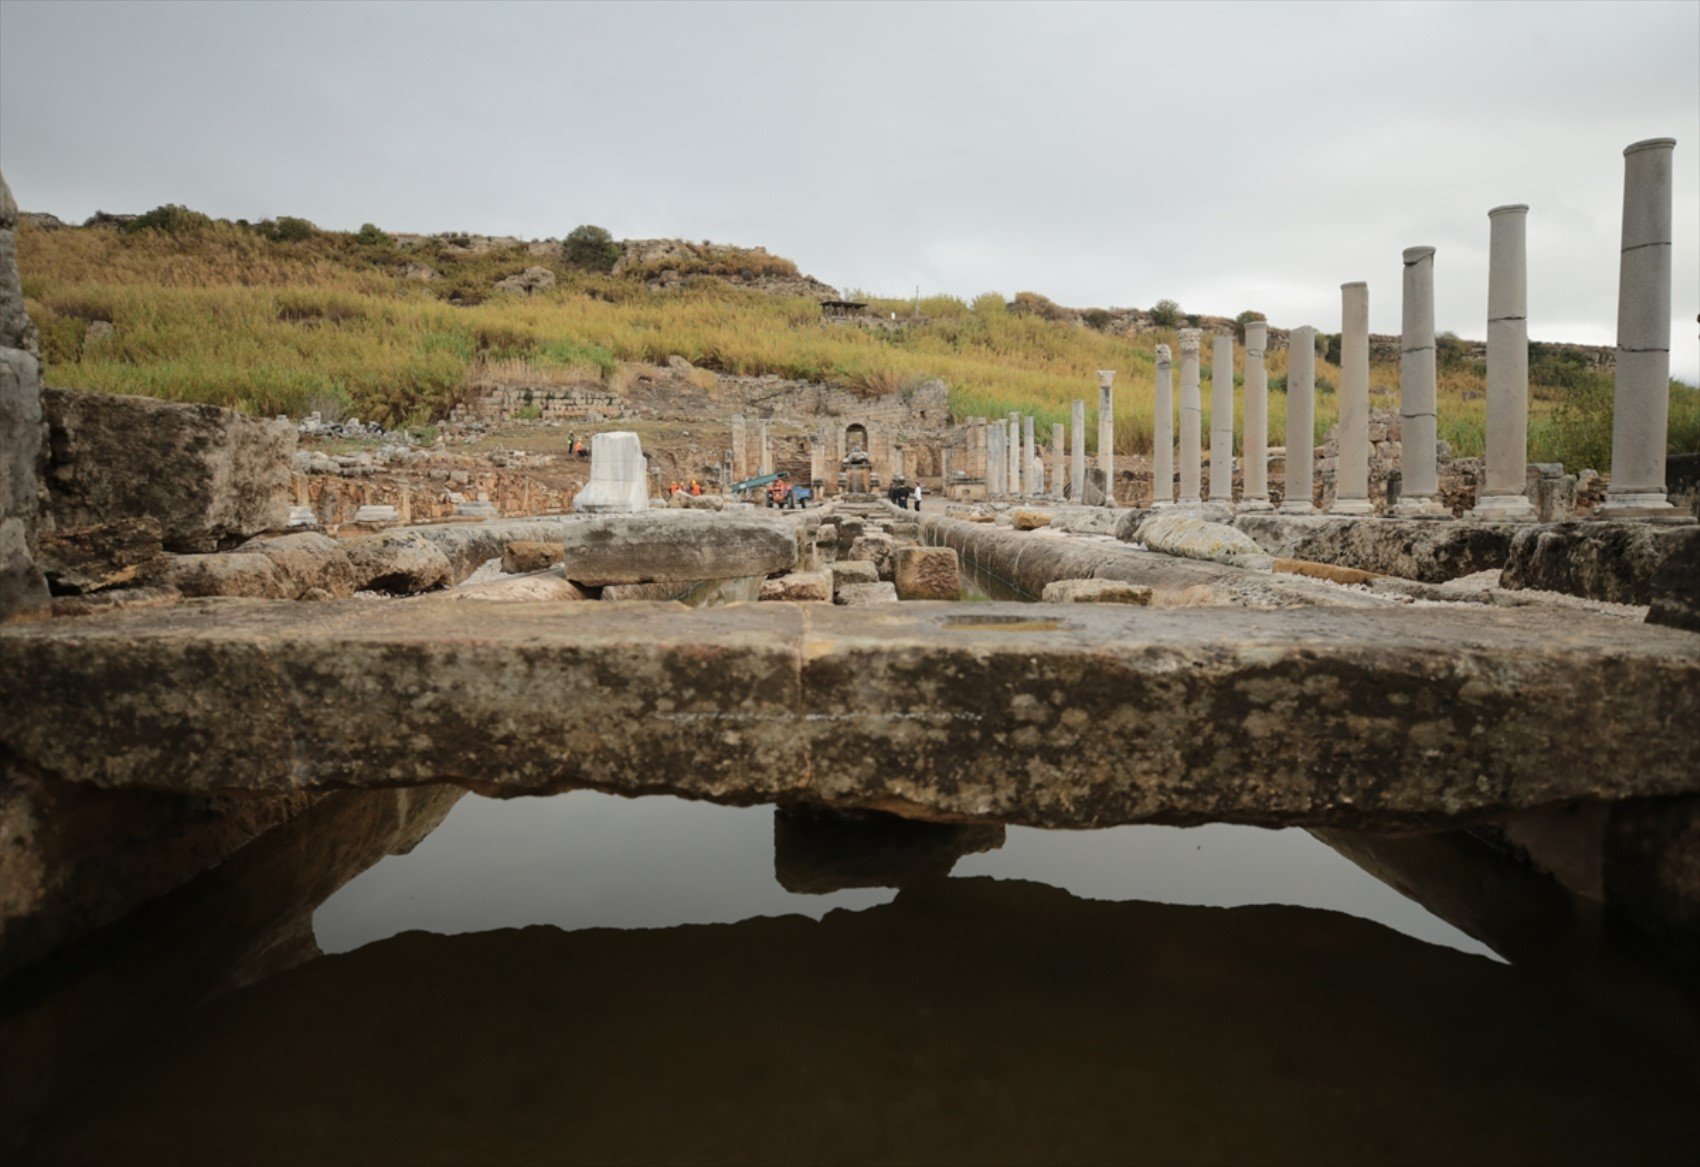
[122,204,213,236]
[1148,298,1181,328]
[262,216,319,243]
[564,225,620,272]
[356,222,393,247]
[1083,308,1114,332]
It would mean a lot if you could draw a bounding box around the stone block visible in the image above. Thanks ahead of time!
[1236,514,1515,583]
[239,532,358,599]
[1040,578,1153,605]
[1012,510,1053,531]
[572,431,648,513]
[37,518,164,594]
[759,571,832,603]
[560,511,797,586]
[834,518,865,547]
[829,560,879,590]
[1644,526,1700,633]
[431,568,586,603]
[42,386,293,552]
[814,523,838,547]
[1136,513,1272,570]
[847,533,897,581]
[1501,521,1694,605]
[0,348,48,620]
[502,541,566,574]
[151,552,292,599]
[894,546,960,600]
[834,581,898,605]
[343,531,453,595]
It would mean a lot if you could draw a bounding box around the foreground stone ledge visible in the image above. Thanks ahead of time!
[2,600,1696,830]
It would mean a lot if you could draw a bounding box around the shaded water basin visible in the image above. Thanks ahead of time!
[5,791,1699,1166]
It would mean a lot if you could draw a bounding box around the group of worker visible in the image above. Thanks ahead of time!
[886,479,924,512]
[668,480,705,497]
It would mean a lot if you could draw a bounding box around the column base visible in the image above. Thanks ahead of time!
[1598,491,1675,518]
[1236,498,1275,514]
[1388,497,1450,519]
[1176,495,1203,506]
[1276,502,1318,515]
[1328,498,1375,516]
[1470,493,1537,521]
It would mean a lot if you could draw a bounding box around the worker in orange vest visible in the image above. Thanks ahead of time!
[690,480,702,496]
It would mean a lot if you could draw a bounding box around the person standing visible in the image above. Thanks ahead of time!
[912,482,923,512]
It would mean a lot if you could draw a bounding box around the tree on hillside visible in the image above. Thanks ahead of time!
[564,225,620,272]
[1234,309,1266,343]
[122,204,212,236]
[1148,298,1181,327]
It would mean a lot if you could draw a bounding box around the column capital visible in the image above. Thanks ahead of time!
[1154,344,1172,367]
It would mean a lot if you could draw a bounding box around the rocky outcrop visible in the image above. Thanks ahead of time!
[1500,521,1694,604]
[1235,514,1518,583]
[43,386,293,552]
[492,266,556,296]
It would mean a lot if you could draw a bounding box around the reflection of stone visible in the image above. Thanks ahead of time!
[773,805,1004,893]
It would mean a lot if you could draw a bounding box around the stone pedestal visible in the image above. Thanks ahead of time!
[1153,345,1174,508]
[1475,205,1537,520]
[1070,400,1086,502]
[1330,282,1374,515]
[1392,246,1447,517]
[1209,333,1234,502]
[573,431,650,513]
[1280,327,1318,514]
[1096,371,1115,505]
[1239,323,1272,512]
[1178,330,1203,505]
[1602,138,1678,517]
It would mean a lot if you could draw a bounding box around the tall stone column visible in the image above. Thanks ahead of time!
[1051,423,1064,497]
[1280,326,1318,513]
[1007,413,1021,496]
[1392,246,1446,516]
[1330,282,1374,514]
[1603,137,1678,515]
[758,419,773,477]
[1475,205,1536,519]
[940,446,951,495]
[1022,414,1036,496]
[1152,344,1174,507]
[1209,333,1234,502]
[1097,370,1115,505]
[731,416,748,481]
[894,445,906,480]
[1070,399,1086,501]
[1240,322,1272,511]
[988,423,1004,494]
[1178,329,1204,505]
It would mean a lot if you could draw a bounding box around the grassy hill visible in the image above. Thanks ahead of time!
[17,210,1698,471]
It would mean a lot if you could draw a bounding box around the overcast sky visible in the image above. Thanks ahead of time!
[2,0,1696,376]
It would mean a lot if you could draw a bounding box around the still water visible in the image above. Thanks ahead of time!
[5,789,1698,1166]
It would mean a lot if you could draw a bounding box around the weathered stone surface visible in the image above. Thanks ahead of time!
[846,533,897,581]
[150,552,292,599]
[814,523,838,547]
[0,173,36,355]
[43,386,293,552]
[834,581,898,606]
[37,518,164,594]
[606,575,763,608]
[0,349,49,620]
[1272,558,1380,587]
[343,531,452,595]
[50,585,181,619]
[401,517,587,583]
[1041,579,1153,605]
[1236,513,1516,583]
[829,560,879,590]
[894,546,960,600]
[2,601,1695,830]
[1134,513,1273,570]
[1011,509,1053,531]
[1645,525,1700,633]
[759,571,832,603]
[239,532,358,599]
[1048,508,1139,538]
[1502,521,1695,605]
[501,541,566,574]
[833,518,864,547]
[433,568,586,603]
[561,511,796,585]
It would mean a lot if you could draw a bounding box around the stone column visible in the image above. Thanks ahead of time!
[731,416,749,481]
[940,446,951,495]
[1603,137,1678,515]
[1051,423,1064,497]
[1240,322,1272,511]
[1097,370,1115,505]
[1209,333,1234,502]
[1007,413,1020,496]
[758,419,773,477]
[988,422,1003,494]
[1178,329,1203,505]
[1070,399,1086,501]
[1280,327,1318,513]
[1022,414,1036,496]
[1330,282,1374,515]
[894,445,906,480]
[1475,205,1536,519]
[1392,246,1446,516]
[1153,345,1174,507]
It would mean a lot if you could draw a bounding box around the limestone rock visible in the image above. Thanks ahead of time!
[1,349,49,619]
[43,386,293,552]
[239,532,358,599]
[1041,579,1153,605]
[1501,521,1693,605]
[1136,513,1272,570]
[759,571,832,603]
[561,511,797,586]
[432,567,586,602]
[814,523,838,547]
[38,518,164,593]
[0,172,39,356]
[1644,526,1700,633]
[1236,514,1515,584]
[492,266,557,296]
[829,560,879,590]
[847,533,897,581]
[833,518,864,548]
[1082,467,1108,507]
[50,585,181,619]
[835,581,898,605]
[502,541,566,574]
[1012,510,1053,531]
[343,531,452,595]
[894,546,961,600]
[1048,509,1123,537]
[152,552,292,599]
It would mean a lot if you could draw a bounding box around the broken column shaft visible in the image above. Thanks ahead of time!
[1097,371,1115,505]
[1474,204,1536,519]
[1393,246,1446,516]
[1209,333,1234,502]
[1280,326,1318,513]
[1153,345,1174,507]
[1178,329,1204,505]
[1240,321,1271,511]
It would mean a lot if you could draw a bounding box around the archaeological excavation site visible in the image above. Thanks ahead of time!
[2,62,1699,1167]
